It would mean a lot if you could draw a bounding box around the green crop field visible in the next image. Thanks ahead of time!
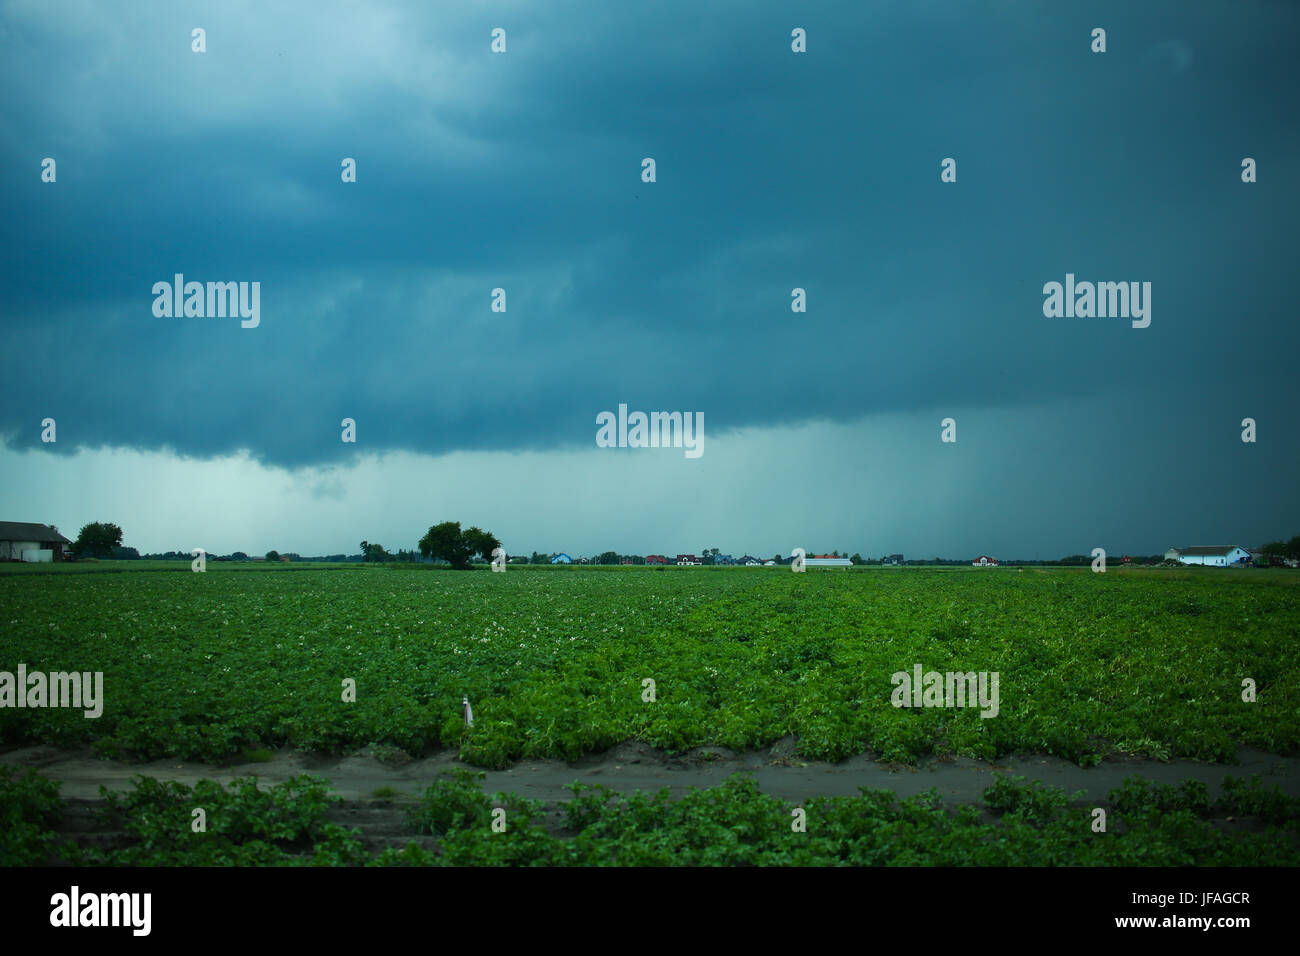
[3,563,1297,768]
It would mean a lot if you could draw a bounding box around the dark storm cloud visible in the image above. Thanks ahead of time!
[1,0,1297,476]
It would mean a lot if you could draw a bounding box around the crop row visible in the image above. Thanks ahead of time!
[4,765,1298,867]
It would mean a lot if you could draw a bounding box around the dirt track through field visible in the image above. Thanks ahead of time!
[4,740,1296,804]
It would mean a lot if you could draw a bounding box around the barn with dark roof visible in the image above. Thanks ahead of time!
[0,522,72,562]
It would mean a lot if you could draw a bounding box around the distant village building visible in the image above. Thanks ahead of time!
[883,554,904,565]
[805,554,852,568]
[739,555,761,566]
[1169,546,1250,567]
[0,522,71,562]
[676,554,701,566]
[645,555,668,565]
[550,553,572,564]
[972,555,999,566]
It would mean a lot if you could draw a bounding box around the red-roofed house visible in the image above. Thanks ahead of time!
[805,554,852,568]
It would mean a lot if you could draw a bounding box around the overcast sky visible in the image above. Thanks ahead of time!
[2,0,1297,558]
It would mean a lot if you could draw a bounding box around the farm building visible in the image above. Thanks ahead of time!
[739,555,761,566]
[972,555,999,566]
[805,554,852,568]
[550,553,572,564]
[883,554,904,565]
[676,554,701,566]
[645,554,668,565]
[0,522,71,562]
[1169,546,1251,567]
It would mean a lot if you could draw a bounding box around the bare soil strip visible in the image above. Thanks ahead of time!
[4,740,1296,804]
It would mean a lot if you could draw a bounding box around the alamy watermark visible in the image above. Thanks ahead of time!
[890,663,999,718]
[596,404,703,459]
[0,665,103,718]
[1042,273,1150,328]
[50,886,150,936]
[152,274,260,328]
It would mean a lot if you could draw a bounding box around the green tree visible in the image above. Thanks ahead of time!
[360,541,390,562]
[73,522,123,558]
[265,550,280,562]
[1287,536,1300,560]
[419,522,473,569]
[463,527,502,563]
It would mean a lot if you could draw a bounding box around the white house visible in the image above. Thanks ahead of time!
[1171,546,1250,567]
[972,555,999,566]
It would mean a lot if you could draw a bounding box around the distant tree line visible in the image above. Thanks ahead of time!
[67,518,1300,569]
[1257,536,1300,564]
[1056,554,1166,566]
